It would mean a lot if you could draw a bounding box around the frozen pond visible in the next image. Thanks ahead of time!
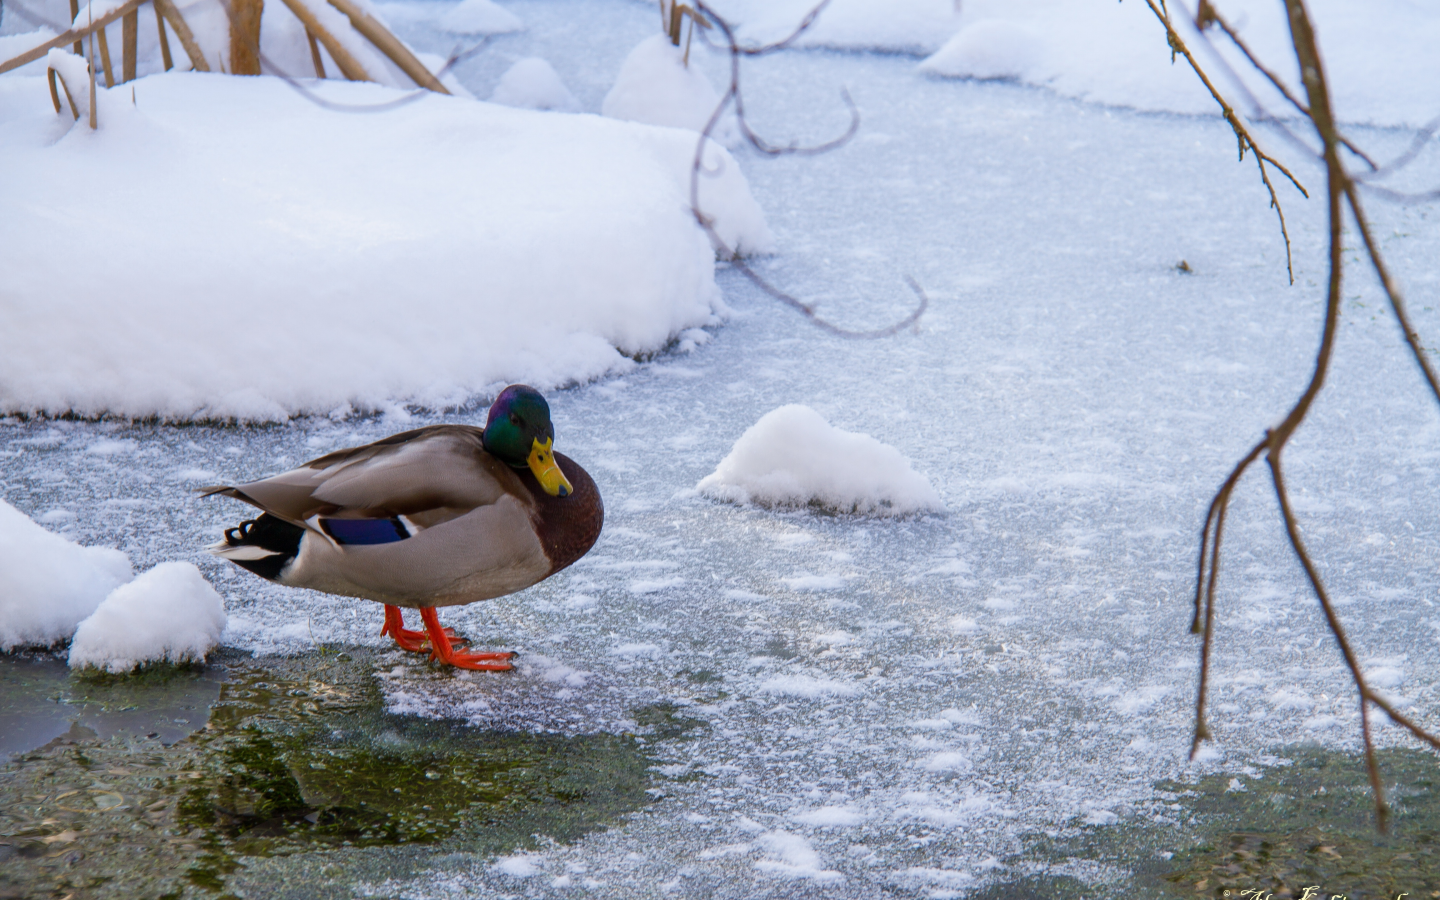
[4,1,1440,896]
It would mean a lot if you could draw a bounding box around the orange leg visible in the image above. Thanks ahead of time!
[380,604,462,653]
[420,607,517,671]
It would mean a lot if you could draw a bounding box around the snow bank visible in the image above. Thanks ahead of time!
[0,498,134,650]
[0,72,772,421]
[696,405,942,515]
[918,0,1440,128]
[490,57,579,112]
[602,34,738,147]
[68,562,226,672]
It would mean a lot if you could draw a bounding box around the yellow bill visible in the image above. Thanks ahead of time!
[528,437,573,497]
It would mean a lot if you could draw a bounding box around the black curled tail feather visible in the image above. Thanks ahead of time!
[215,513,304,582]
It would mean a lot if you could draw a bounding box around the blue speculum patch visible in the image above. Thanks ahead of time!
[322,517,408,545]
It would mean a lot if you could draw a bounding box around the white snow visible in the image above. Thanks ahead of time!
[490,854,541,877]
[438,0,523,35]
[757,675,861,700]
[0,72,770,421]
[489,56,578,111]
[67,561,226,672]
[0,498,134,650]
[601,34,737,147]
[754,830,844,882]
[917,0,1440,128]
[697,405,942,515]
[791,805,867,827]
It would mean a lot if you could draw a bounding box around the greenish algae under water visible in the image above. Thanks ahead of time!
[6,646,1437,900]
[985,746,1440,900]
[0,648,660,900]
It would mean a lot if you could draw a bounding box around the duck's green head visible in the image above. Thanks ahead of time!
[483,384,573,497]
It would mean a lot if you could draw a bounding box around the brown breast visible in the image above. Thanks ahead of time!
[516,451,603,575]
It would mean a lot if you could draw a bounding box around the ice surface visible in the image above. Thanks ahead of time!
[68,561,227,672]
[3,0,1440,895]
[489,56,578,111]
[601,33,738,147]
[696,404,943,514]
[0,498,133,650]
[0,72,770,420]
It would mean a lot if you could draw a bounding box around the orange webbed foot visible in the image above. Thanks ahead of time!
[420,607,517,671]
[381,605,464,653]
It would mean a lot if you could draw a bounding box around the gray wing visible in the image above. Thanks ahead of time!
[203,425,552,605]
[201,424,530,529]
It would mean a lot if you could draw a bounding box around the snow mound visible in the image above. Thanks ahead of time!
[68,562,227,673]
[918,20,1042,81]
[0,498,134,651]
[723,0,961,55]
[439,0,524,35]
[490,57,580,112]
[918,0,1440,128]
[696,405,942,515]
[0,72,772,421]
[602,34,738,147]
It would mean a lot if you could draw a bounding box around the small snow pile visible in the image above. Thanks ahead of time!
[0,73,772,420]
[696,405,942,515]
[68,562,226,673]
[602,34,738,147]
[490,57,580,112]
[754,830,844,882]
[918,0,1440,128]
[918,19,1041,81]
[0,498,134,650]
[439,0,523,35]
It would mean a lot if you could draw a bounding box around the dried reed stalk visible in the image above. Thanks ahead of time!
[228,0,264,75]
[325,0,449,93]
[47,66,81,119]
[275,0,369,82]
[96,22,114,86]
[121,8,137,82]
[156,5,174,71]
[152,0,210,73]
[306,29,326,78]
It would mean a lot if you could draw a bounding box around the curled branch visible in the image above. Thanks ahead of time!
[688,0,926,338]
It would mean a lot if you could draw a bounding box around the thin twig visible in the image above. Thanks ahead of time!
[687,0,926,338]
[1187,0,1440,833]
[1140,0,1305,283]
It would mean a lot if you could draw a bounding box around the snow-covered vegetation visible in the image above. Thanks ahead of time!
[0,74,770,421]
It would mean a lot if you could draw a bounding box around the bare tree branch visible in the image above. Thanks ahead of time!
[688,0,927,338]
[1140,0,1306,284]
[1183,0,1440,832]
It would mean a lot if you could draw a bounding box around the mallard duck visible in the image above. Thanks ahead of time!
[203,385,602,670]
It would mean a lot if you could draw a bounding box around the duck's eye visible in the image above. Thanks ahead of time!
[510,413,522,426]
